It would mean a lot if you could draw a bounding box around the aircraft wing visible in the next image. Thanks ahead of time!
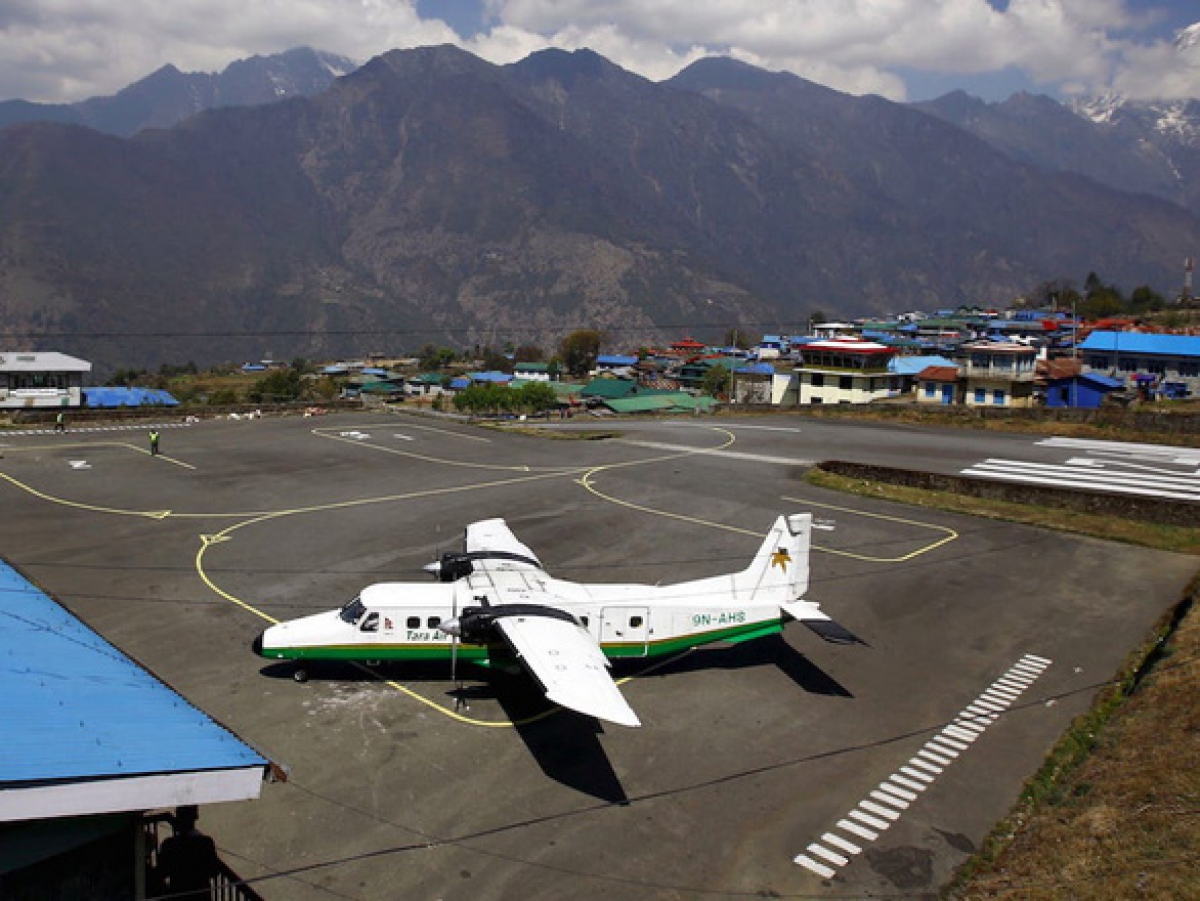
[463,518,544,572]
[492,611,641,728]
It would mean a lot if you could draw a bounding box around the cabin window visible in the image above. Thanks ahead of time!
[427,616,441,629]
[406,616,420,629]
[630,616,644,629]
[338,597,365,624]
[360,612,380,632]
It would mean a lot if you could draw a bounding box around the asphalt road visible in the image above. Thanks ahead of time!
[0,411,1194,900]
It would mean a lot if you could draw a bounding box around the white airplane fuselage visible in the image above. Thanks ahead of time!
[256,567,792,665]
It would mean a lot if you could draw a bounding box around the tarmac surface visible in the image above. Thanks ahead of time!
[0,410,1194,900]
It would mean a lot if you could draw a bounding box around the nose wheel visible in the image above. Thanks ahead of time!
[292,667,309,683]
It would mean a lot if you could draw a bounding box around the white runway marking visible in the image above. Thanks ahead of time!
[960,436,1199,502]
[7,422,190,436]
[1038,437,1200,466]
[682,423,804,433]
[793,653,1051,881]
[616,438,813,466]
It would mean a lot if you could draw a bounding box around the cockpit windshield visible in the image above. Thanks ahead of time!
[339,596,366,624]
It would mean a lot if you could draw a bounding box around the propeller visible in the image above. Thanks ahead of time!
[437,604,491,711]
[422,553,474,582]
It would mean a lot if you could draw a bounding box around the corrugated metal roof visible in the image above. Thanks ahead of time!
[1078,373,1125,389]
[0,352,92,373]
[0,560,267,786]
[582,379,638,399]
[1078,331,1200,356]
[603,393,716,413]
[82,387,179,407]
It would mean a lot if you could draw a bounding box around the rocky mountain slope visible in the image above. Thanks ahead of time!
[2,45,1199,372]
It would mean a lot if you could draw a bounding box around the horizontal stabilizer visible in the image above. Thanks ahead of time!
[780,600,864,645]
[800,618,864,645]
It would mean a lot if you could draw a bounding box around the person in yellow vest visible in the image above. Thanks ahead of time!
[55,411,65,433]
[149,429,160,456]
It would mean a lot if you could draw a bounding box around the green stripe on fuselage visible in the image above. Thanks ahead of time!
[261,619,785,663]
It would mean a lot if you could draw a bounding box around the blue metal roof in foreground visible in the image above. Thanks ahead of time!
[0,559,267,787]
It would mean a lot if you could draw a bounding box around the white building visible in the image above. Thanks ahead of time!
[794,338,900,405]
[0,352,92,410]
[960,341,1037,408]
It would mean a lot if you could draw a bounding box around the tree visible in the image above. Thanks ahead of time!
[453,384,509,415]
[419,344,457,371]
[1031,278,1080,311]
[702,364,731,399]
[514,382,558,414]
[249,369,303,403]
[724,328,757,350]
[514,344,545,363]
[1129,285,1165,313]
[480,346,512,373]
[559,329,605,378]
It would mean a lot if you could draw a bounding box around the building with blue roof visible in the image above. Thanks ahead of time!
[1044,371,1126,409]
[0,559,271,897]
[1078,331,1200,397]
[594,355,639,377]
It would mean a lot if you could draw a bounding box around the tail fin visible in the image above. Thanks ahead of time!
[733,513,811,605]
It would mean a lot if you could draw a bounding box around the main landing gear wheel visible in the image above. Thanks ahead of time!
[292,668,309,683]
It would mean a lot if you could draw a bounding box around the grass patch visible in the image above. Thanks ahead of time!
[946,575,1199,900]
[494,426,621,441]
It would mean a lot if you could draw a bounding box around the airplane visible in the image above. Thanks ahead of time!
[253,513,861,728]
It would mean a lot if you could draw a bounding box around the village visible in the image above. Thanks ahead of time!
[3,306,1198,419]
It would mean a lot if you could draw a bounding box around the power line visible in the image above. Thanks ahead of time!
[3,319,813,343]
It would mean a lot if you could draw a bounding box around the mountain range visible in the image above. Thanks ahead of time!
[0,48,356,137]
[2,45,1199,373]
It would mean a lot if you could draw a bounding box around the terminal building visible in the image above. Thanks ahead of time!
[0,352,91,410]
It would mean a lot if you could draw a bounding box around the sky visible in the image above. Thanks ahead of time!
[2,0,1199,105]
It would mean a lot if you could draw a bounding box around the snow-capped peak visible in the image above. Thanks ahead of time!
[1175,21,1200,53]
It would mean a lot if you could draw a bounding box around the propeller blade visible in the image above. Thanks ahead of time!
[450,591,463,709]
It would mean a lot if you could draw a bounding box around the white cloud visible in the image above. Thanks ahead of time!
[475,0,1181,100]
[0,0,457,102]
[1110,38,1200,99]
[0,0,1196,104]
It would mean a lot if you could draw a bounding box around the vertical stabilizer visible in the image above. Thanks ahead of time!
[734,513,811,605]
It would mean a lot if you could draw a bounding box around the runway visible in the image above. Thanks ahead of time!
[0,410,1192,900]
